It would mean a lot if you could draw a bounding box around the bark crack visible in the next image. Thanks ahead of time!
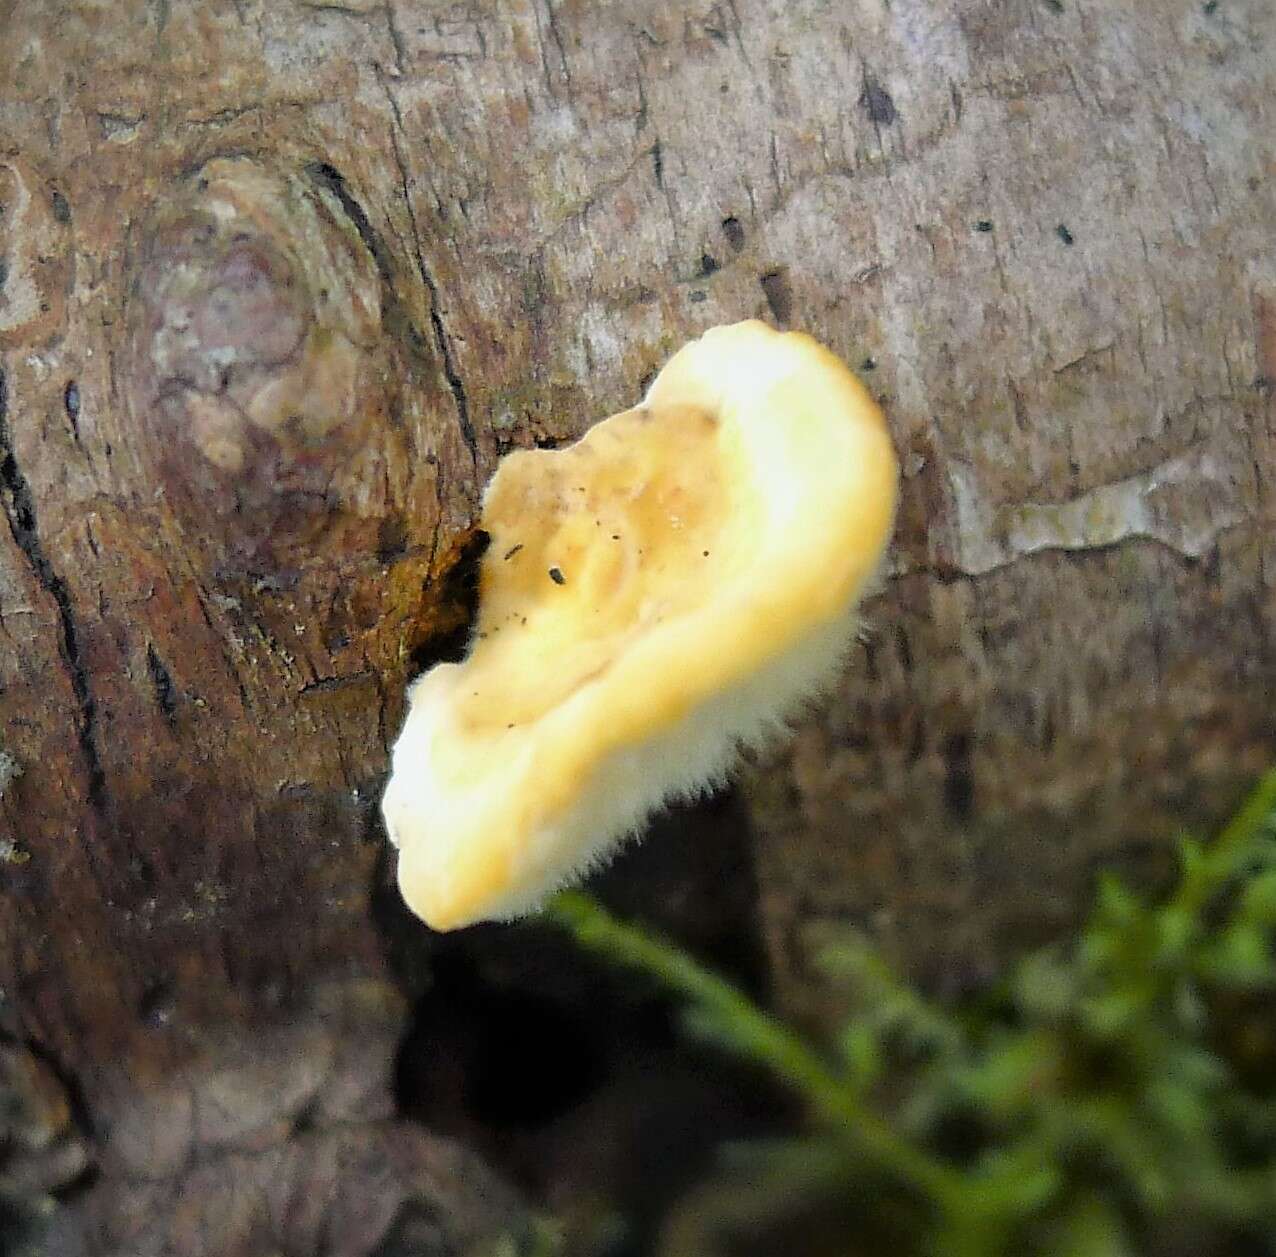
[377,82,480,469]
[383,1,407,77]
[539,0,573,100]
[0,368,108,811]
[193,587,254,716]
[421,264,479,468]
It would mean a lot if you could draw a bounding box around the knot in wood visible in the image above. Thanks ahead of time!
[125,157,405,574]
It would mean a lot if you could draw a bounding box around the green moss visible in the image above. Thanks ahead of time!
[545,772,1276,1255]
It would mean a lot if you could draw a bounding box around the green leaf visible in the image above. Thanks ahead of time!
[954,1031,1059,1119]
[1152,904,1196,961]
[1013,951,1076,1022]
[1239,870,1276,926]
[1198,923,1273,988]
[1095,874,1145,928]
[838,1019,883,1084]
[1040,1197,1132,1257]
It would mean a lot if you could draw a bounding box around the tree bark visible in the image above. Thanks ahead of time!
[0,0,1273,1249]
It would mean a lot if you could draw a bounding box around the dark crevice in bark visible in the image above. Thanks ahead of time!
[305,161,397,289]
[759,266,792,324]
[371,108,481,471]
[193,586,254,716]
[421,264,479,468]
[409,528,488,674]
[63,379,81,441]
[20,1031,98,1160]
[145,642,178,724]
[541,0,573,100]
[383,2,408,78]
[309,153,479,468]
[0,368,109,811]
[304,160,430,364]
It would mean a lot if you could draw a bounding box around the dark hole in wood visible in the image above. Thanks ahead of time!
[409,953,605,1129]
[943,731,975,818]
[64,380,80,436]
[759,268,793,324]
[145,643,178,723]
[408,529,489,673]
[383,789,783,1256]
[376,513,409,563]
[859,77,897,125]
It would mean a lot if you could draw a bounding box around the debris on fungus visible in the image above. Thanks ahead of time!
[383,320,899,930]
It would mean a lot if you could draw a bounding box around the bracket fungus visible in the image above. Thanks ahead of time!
[383,320,898,930]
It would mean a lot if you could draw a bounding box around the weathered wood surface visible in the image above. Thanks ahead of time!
[0,0,1274,1247]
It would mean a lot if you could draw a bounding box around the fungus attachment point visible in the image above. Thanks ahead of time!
[383,320,898,930]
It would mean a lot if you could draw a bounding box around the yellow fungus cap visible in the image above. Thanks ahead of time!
[382,320,899,930]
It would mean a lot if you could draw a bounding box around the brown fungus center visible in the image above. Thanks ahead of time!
[460,402,732,731]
